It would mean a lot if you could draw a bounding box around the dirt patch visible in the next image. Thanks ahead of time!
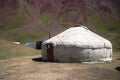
[59,68,120,80]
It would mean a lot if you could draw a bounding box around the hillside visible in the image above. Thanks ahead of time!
[0,0,120,50]
[0,39,39,60]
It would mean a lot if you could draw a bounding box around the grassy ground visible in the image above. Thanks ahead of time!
[2,27,47,43]
[0,39,39,60]
[0,48,120,80]
[0,29,118,79]
[0,39,120,80]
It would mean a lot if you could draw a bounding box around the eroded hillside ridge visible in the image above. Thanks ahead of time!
[0,0,119,23]
[0,0,120,50]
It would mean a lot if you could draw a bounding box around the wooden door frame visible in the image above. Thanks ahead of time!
[46,43,54,62]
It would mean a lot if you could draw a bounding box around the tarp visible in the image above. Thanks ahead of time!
[25,43,35,48]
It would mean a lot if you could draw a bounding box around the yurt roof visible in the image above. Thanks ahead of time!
[43,26,112,49]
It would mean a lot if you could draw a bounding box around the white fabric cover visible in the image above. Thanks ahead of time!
[42,26,112,62]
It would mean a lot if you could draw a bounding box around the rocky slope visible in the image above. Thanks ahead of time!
[0,0,120,50]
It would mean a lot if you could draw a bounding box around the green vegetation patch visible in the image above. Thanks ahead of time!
[0,12,26,32]
[106,15,120,33]
[2,15,26,30]
[41,13,51,24]
[87,13,109,34]
[110,16,120,28]
[19,0,34,18]
[0,0,34,32]
[105,33,120,51]
[0,25,4,33]
[0,39,39,60]
[57,16,73,28]
[57,11,79,28]
[4,28,47,43]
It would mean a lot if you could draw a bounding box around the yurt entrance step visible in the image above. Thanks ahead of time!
[46,43,54,61]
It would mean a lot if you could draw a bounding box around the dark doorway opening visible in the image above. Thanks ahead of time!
[46,43,54,62]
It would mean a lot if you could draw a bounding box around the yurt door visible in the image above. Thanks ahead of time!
[46,43,54,61]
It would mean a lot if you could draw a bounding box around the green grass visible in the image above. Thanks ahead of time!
[41,13,51,24]
[87,13,109,34]
[0,12,26,31]
[2,15,26,30]
[106,15,120,33]
[57,16,73,28]
[0,39,39,60]
[58,17,63,26]
[0,0,34,32]
[100,15,120,51]
[3,28,47,43]
[0,25,4,33]
[103,32,120,49]
[19,0,34,18]
[110,16,120,28]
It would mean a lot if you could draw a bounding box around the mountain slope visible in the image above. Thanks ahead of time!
[0,0,120,50]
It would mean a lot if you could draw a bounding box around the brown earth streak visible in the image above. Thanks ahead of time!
[0,52,120,80]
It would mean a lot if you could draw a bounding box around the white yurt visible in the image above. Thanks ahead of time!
[42,25,112,62]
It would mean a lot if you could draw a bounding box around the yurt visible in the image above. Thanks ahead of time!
[41,25,112,62]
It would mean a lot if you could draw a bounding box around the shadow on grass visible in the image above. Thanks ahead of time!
[116,58,120,60]
[32,57,58,62]
[115,67,120,72]
[32,57,82,63]
[32,57,46,62]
